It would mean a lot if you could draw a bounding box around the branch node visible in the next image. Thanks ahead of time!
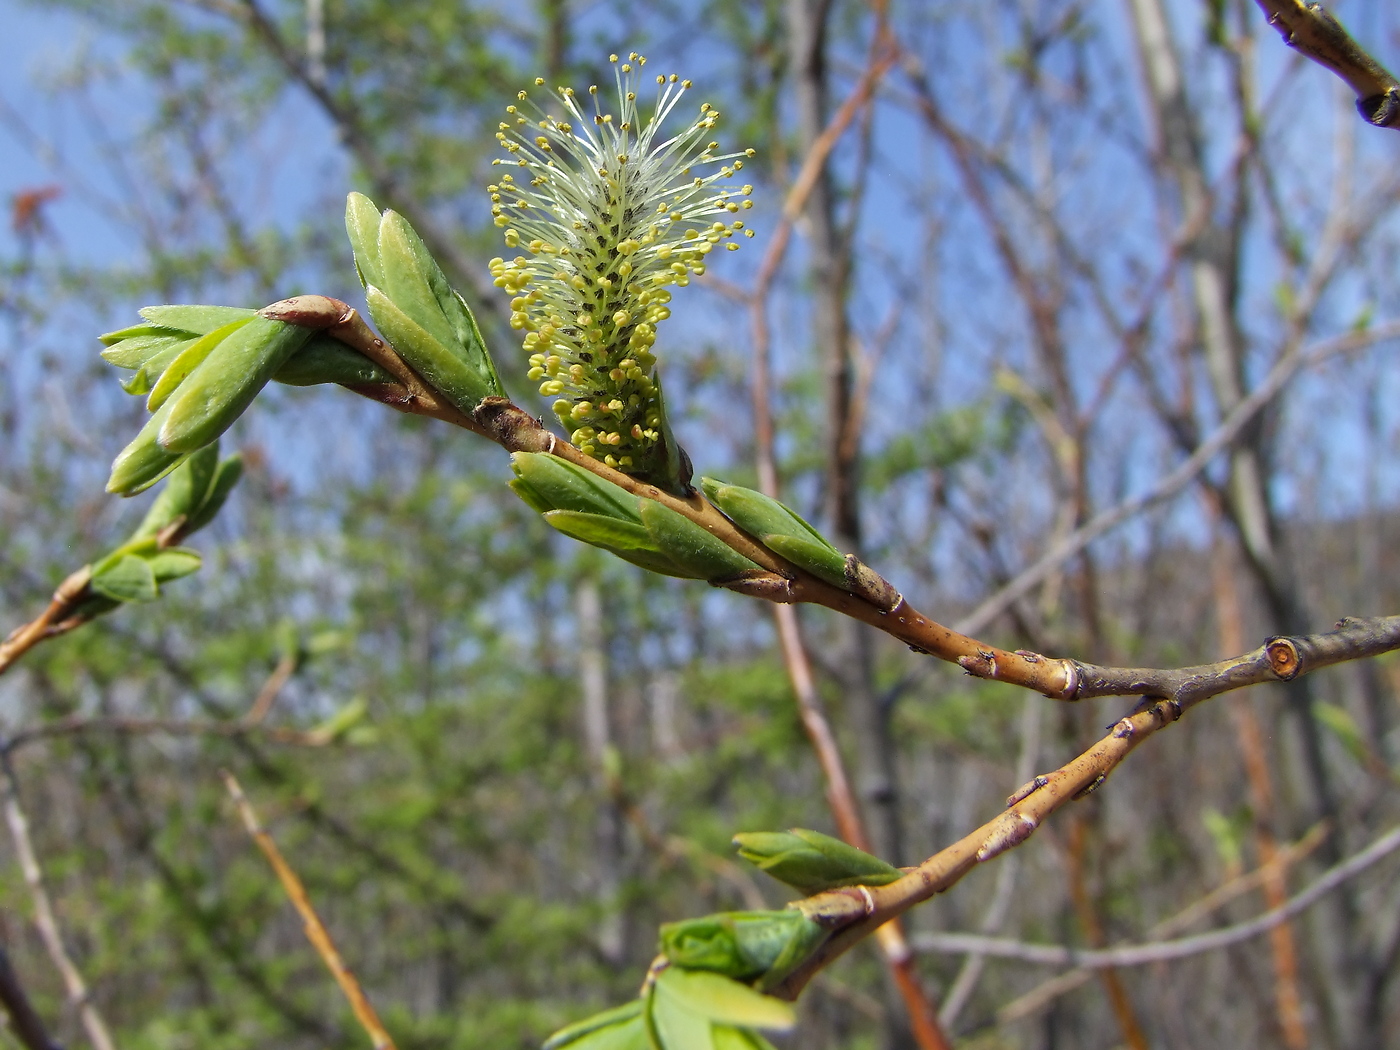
[1266,637,1302,680]
[843,555,901,612]
[976,811,1038,862]
[471,397,552,452]
[1111,717,1136,739]
[722,574,800,602]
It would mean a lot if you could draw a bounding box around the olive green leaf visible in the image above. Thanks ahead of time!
[146,319,254,411]
[543,1000,646,1050]
[653,969,794,1031]
[511,453,644,523]
[732,828,904,895]
[89,554,158,603]
[158,316,315,453]
[700,479,848,587]
[273,335,395,387]
[638,501,761,582]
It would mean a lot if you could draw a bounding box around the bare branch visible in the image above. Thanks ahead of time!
[0,758,117,1050]
[221,772,397,1050]
[1253,0,1400,127]
[0,944,63,1050]
[913,823,1400,967]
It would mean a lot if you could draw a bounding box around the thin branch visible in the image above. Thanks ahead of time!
[765,614,1400,999]
[221,772,397,1050]
[1252,0,1400,127]
[956,321,1400,637]
[912,823,1400,967]
[0,757,116,1050]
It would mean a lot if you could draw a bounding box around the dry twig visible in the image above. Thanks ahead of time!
[221,772,397,1050]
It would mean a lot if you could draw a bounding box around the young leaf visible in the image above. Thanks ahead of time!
[147,319,254,411]
[108,397,188,495]
[345,192,385,289]
[638,501,761,582]
[137,304,257,333]
[647,984,714,1050]
[543,1000,645,1050]
[654,969,795,1031]
[732,828,904,894]
[272,336,394,387]
[144,548,202,584]
[757,534,849,589]
[511,453,645,523]
[365,286,490,413]
[158,317,315,453]
[90,554,158,603]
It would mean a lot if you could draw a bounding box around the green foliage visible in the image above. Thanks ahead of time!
[731,828,904,895]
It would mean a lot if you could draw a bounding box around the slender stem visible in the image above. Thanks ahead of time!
[221,772,397,1050]
[0,757,117,1050]
[768,615,1400,998]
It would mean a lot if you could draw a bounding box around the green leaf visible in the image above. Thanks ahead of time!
[711,1028,776,1050]
[647,984,714,1050]
[90,554,158,603]
[365,285,489,413]
[543,1001,645,1050]
[144,548,202,583]
[147,319,254,411]
[757,534,848,589]
[158,316,315,454]
[377,212,463,363]
[732,828,904,894]
[99,324,183,350]
[120,337,201,397]
[132,443,219,541]
[183,455,243,535]
[511,453,644,523]
[101,331,190,368]
[654,970,794,1031]
[700,479,833,549]
[345,192,385,289]
[542,511,660,552]
[137,304,257,333]
[108,397,188,495]
[638,501,761,582]
[273,335,395,388]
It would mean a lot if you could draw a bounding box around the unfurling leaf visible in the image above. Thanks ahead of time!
[732,828,904,894]
[659,910,829,990]
[543,1000,646,1050]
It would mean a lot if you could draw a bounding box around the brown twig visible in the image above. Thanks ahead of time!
[1252,0,1400,127]
[914,822,1399,968]
[0,757,116,1050]
[993,821,1330,1024]
[764,614,1400,999]
[220,772,397,1050]
[0,569,93,679]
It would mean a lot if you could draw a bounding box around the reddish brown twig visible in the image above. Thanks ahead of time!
[221,772,397,1050]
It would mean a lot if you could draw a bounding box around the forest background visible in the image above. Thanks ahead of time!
[3,0,1400,1048]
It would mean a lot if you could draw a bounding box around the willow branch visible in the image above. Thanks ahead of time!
[222,772,397,1050]
[0,757,117,1050]
[913,823,1400,968]
[762,614,1400,998]
[1253,0,1400,127]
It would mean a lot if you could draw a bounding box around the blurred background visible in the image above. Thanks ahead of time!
[3,0,1400,1047]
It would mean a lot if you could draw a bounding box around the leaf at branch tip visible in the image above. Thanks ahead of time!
[345,192,385,289]
[638,501,762,582]
[732,828,903,894]
[101,331,192,368]
[89,554,158,603]
[511,452,645,523]
[655,969,795,1031]
[108,397,188,496]
[158,317,315,454]
[543,1000,645,1050]
[146,319,254,411]
[138,305,258,334]
[307,696,369,745]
